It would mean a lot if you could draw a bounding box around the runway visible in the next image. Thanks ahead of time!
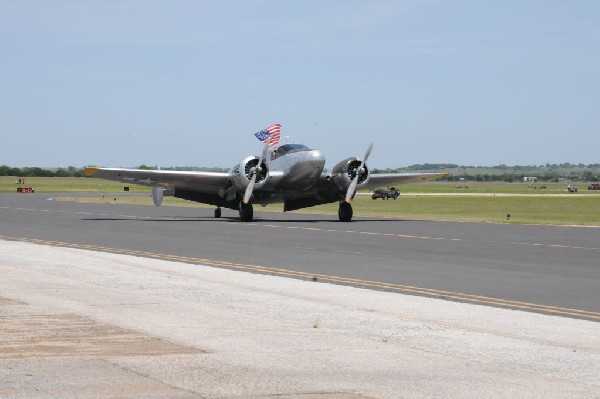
[0,192,599,321]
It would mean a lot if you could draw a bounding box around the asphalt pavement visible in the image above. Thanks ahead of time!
[1,192,599,320]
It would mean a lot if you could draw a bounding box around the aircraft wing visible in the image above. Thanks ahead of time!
[84,167,230,193]
[363,172,447,190]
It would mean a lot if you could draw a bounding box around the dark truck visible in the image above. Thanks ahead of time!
[371,187,400,200]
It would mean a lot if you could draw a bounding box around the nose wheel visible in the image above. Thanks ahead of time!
[338,202,353,222]
[214,207,221,218]
[239,201,254,222]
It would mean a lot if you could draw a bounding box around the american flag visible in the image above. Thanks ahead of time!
[254,124,281,147]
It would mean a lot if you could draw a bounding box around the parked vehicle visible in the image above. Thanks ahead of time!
[567,185,578,193]
[588,183,600,190]
[372,187,400,200]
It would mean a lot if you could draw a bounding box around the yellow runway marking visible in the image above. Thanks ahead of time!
[1,234,599,322]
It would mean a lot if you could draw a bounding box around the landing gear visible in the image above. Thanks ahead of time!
[214,207,222,218]
[338,202,353,222]
[239,201,254,222]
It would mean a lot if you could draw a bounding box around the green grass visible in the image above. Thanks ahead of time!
[397,182,597,195]
[53,195,209,208]
[0,176,146,193]
[366,197,600,225]
[300,196,600,226]
[3,176,599,226]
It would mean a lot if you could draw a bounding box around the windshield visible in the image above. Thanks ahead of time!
[276,144,311,156]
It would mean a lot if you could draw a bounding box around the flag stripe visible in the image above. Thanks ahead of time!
[254,124,282,147]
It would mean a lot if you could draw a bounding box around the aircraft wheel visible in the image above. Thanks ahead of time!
[239,202,254,222]
[338,202,353,222]
[214,208,222,218]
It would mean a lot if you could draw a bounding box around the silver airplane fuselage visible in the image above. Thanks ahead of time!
[267,146,325,190]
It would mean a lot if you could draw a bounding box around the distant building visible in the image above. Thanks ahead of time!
[523,177,538,182]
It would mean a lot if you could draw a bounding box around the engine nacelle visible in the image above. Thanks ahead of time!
[229,156,269,192]
[330,157,370,193]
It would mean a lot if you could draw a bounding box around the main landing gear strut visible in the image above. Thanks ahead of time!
[338,202,353,222]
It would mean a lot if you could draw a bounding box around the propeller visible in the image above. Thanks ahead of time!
[243,140,270,204]
[345,142,374,202]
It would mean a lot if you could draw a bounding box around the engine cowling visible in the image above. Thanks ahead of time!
[229,156,269,192]
[330,157,370,194]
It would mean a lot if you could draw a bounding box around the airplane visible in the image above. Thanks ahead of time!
[84,128,445,222]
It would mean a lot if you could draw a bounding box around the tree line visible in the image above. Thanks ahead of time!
[0,165,84,177]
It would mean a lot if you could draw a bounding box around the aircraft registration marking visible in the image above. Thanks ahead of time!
[1,234,599,322]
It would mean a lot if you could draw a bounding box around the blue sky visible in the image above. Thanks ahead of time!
[1,1,599,168]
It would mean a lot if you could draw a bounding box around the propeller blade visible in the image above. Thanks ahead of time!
[258,139,269,165]
[345,175,359,202]
[345,142,374,202]
[363,142,374,163]
[243,174,256,204]
[243,140,270,204]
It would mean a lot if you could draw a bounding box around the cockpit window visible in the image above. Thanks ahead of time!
[276,144,311,156]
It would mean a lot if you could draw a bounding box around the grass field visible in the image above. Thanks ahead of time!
[307,196,600,225]
[397,182,599,195]
[0,176,146,193]
[2,176,599,226]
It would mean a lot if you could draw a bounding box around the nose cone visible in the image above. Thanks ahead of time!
[285,150,326,188]
[308,150,325,166]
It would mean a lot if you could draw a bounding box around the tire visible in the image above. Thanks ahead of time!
[238,202,253,222]
[338,202,353,222]
[214,208,222,218]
